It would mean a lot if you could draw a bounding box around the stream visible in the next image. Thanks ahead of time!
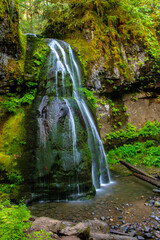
[29,170,154,224]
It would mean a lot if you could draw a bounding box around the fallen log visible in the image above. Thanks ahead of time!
[90,232,136,240]
[120,160,160,187]
[133,173,160,188]
[120,160,157,180]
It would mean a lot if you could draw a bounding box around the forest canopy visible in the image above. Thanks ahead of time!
[19,0,160,59]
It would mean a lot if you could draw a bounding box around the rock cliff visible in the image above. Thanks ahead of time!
[0,0,25,94]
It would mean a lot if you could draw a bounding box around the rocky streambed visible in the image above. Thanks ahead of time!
[27,195,160,240]
[28,167,160,239]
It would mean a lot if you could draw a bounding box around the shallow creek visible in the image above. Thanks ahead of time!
[29,169,155,225]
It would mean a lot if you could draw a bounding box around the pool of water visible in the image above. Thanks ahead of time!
[29,171,154,222]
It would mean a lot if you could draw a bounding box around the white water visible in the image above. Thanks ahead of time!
[38,96,48,147]
[64,98,79,164]
[48,39,111,189]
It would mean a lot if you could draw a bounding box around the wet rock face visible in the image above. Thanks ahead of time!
[24,94,94,202]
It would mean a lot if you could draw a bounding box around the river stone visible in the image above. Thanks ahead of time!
[87,219,109,233]
[59,222,90,238]
[30,217,65,233]
[61,237,80,240]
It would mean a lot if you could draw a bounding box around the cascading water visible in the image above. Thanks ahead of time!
[24,39,111,202]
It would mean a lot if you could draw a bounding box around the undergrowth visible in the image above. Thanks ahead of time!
[107,140,160,167]
[104,121,160,143]
[0,201,31,240]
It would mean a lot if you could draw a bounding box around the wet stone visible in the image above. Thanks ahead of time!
[144,226,150,232]
[100,216,105,221]
[144,233,152,239]
[137,236,145,240]
[133,223,138,228]
[128,230,137,237]
[120,225,129,233]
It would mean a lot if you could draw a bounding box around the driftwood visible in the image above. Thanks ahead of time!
[120,160,160,188]
[90,232,136,240]
[120,161,156,179]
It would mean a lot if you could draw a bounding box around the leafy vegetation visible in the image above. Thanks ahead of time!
[0,201,31,240]
[0,37,49,114]
[31,0,159,83]
[104,121,160,143]
[107,140,160,167]
[81,88,98,108]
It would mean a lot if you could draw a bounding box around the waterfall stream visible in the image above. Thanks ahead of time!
[48,39,111,188]
[25,39,111,202]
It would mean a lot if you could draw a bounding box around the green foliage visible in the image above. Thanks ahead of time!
[105,121,160,142]
[1,38,49,114]
[112,107,120,116]
[81,88,98,108]
[39,0,160,83]
[107,140,160,167]
[0,201,31,240]
[1,91,36,114]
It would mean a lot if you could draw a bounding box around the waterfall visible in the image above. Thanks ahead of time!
[27,39,111,201]
[48,39,111,189]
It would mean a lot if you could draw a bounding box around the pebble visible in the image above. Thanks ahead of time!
[120,220,125,224]
[144,233,152,239]
[137,236,145,240]
[100,216,105,221]
[128,230,137,237]
[118,216,123,219]
[120,225,129,233]
[144,226,150,233]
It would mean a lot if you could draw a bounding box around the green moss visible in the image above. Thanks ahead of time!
[0,109,26,200]
[0,0,7,20]
[24,37,50,83]
[0,108,26,156]
[0,108,26,178]
[19,30,27,58]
